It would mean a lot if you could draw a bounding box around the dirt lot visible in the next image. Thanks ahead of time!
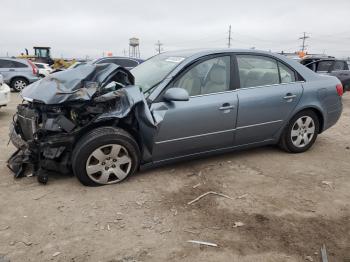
[0,92,349,262]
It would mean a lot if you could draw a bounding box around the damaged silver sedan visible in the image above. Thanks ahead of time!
[8,49,343,185]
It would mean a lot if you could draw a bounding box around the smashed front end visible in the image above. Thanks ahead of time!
[8,63,157,183]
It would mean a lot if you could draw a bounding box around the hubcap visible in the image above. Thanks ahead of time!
[85,144,132,184]
[14,80,26,90]
[291,116,315,148]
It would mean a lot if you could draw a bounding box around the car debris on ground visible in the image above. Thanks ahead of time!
[232,221,245,228]
[187,191,234,205]
[321,244,329,262]
[187,240,218,247]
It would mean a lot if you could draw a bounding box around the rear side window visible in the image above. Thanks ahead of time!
[278,62,296,83]
[0,59,27,68]
[12,61,28,68]
[333,61,346,71]
[317,61,333,72]
[237,55,279,88]
[0,59,13,68]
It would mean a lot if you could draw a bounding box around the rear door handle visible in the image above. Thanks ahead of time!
[9,69,15,71]
[283,94,297,100]
[219,103,234,110]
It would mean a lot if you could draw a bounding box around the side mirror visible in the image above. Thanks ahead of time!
[163,87,189,102]
[0,74,3,86]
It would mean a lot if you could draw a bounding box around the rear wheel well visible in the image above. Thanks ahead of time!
[295,108,324,133]
[10,76,29,84]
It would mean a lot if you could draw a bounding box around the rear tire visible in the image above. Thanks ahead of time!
[11,77,28,92]
[279,110,319,153]
[72,127,140,186]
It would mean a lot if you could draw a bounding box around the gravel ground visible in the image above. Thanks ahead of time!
[0,92,349,262]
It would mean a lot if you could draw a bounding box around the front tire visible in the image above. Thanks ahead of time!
[11,77,28,92]
[279,110,319,153]
[72,127,140,186]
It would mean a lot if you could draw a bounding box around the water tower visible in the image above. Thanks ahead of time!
[129,37,140,58]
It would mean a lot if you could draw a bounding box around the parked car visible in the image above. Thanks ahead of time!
[93,56,144,69]
[0,74,10,108]
[34,62,53,77]
[301,57,350,92]
[0,58,39,91]
[8,49,343,186]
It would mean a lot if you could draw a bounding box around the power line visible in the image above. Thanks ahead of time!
[155,40,163,54]
[299,32,310,52]
[228,25,232,48]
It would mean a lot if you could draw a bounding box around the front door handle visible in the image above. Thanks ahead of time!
[283,93,297,100]
[219,103,235,111]
[9,69,15,72]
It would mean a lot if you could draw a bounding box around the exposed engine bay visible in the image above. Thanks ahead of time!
[8,64,160,183]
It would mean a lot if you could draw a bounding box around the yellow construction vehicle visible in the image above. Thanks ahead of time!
[18,47,75,70]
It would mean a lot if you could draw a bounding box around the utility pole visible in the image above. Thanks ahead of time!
[299,32,310,52]
[122,49,127,56]
[227,25,232,48]
[155,40,163,54]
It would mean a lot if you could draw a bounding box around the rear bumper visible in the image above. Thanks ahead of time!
[324,102,343,130]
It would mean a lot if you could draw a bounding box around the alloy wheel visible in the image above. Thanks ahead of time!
[291,116,315,148]
[85,144,132,184]
[14,80,27,90]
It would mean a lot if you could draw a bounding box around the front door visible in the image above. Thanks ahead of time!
[151,55,238,161]
[235,54,303,145]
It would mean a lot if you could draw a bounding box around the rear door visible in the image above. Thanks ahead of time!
[235,54,303,145]
[151,55,238,161]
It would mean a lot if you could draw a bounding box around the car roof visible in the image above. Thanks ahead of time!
[157,48,304,60]
[95,56,144,63]
[0,57,29,63]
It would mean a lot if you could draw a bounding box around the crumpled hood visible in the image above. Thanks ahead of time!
[21,63,134,104]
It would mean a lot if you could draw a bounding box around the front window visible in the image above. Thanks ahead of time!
[35,48,50,58]
[173,56,230,96]
[131,54,185,93]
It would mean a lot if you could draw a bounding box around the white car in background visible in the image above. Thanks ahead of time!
[0,74,10,108]
[34,62,53,77]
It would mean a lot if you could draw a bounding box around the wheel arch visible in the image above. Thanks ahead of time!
[9,75,30,84]
[75,118,143,153]
[292,106,325,133]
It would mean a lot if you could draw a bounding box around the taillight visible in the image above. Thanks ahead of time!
[336,83,343,97]
[27,60,38,75]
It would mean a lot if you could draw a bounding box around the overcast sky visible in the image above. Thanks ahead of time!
[1,0,350,59]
